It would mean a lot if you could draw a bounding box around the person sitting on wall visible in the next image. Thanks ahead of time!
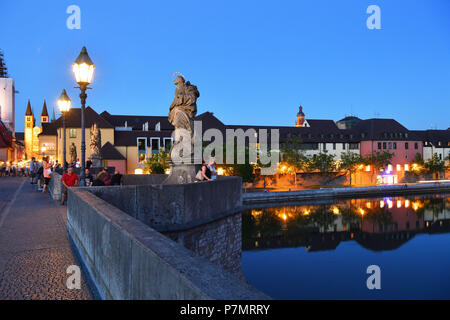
[84,168,94,187]
[110,170,122,186]
[61,167,79,205]
[196,159,212,182]
[92,171,107,186]
[102,167,112,186]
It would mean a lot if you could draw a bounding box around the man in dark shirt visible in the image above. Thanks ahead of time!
[84,168,94,186]
[110,170,123,185]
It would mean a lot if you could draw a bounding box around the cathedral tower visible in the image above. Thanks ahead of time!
[24,100,34,159]
[40,100,49,124]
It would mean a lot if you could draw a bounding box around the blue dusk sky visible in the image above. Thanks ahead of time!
[1,0,449,132]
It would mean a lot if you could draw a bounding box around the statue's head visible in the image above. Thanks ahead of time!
[174,75,185,86]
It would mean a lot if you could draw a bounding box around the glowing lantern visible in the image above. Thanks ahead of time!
[405,200,410,208]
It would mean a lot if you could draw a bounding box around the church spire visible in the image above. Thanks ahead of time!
[41,100,49,117]
[41,100,49,124]
[25,99,33,116]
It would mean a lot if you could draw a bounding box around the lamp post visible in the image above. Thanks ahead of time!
[72,46,95,186]
[58,89,71,172]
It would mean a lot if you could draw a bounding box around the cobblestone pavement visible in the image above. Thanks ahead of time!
[0,177,93,300]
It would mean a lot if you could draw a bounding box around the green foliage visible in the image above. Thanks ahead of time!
[280,136,308,172]
[414,152,424,165]
[212,143,256,183]
[235,163,256,183]
[144,149,169,174]
[363,151,394,169]
[339,151,363,185]
[424,153,446,178]
[308,151,336,173]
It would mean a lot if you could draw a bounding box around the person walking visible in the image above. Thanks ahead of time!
[42,157,52,193]
[61,167,79,205]
[30,157,38,184]
[36,162,44,191]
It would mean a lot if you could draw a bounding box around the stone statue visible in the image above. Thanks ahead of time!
[164,73,200,184]
[90,123,102,167]
[168,74,199,159]
[69,142,77,163]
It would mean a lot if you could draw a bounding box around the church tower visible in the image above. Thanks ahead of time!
[40,100,49,124]
[24,99,34,159]
[295,105,306,127]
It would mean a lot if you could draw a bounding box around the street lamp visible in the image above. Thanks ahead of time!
[72,46,95,186]
[58,89,71,172]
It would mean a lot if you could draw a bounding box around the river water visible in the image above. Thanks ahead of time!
[241,193,450,299]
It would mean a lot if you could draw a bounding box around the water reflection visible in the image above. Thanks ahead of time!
[243,194,450,252]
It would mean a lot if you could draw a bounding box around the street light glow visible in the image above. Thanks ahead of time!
[72,46,95,85]
[57,89,71,113]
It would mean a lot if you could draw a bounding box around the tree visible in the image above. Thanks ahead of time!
[424,153,446,180]
[340,151,363,186]
[362,151,394,184]
[145,149,169,174]
[280,136,308,171]
[308,151,336,174]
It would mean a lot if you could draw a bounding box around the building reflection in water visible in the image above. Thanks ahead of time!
[242,194,450,252]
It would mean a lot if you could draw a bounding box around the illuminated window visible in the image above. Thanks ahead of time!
[404,164,409,171]
[137,137,147,164]
[164,137,173,153]
[150,138,160,154]
[69,129,76,138]
[396,164,401,171]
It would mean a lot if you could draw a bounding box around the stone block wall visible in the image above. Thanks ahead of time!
[89,176,243,229]
[48,172,62,201]
[67,188,268,300]
[164,213,244,279]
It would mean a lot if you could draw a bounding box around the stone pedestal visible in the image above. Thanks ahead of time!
[163,158,201,184]
[90,155,102,168]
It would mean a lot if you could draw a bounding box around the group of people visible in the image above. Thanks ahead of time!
[197,158,218,181]
[0,162,21,177]
[29,157,58,192]
[60,167,123,205]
